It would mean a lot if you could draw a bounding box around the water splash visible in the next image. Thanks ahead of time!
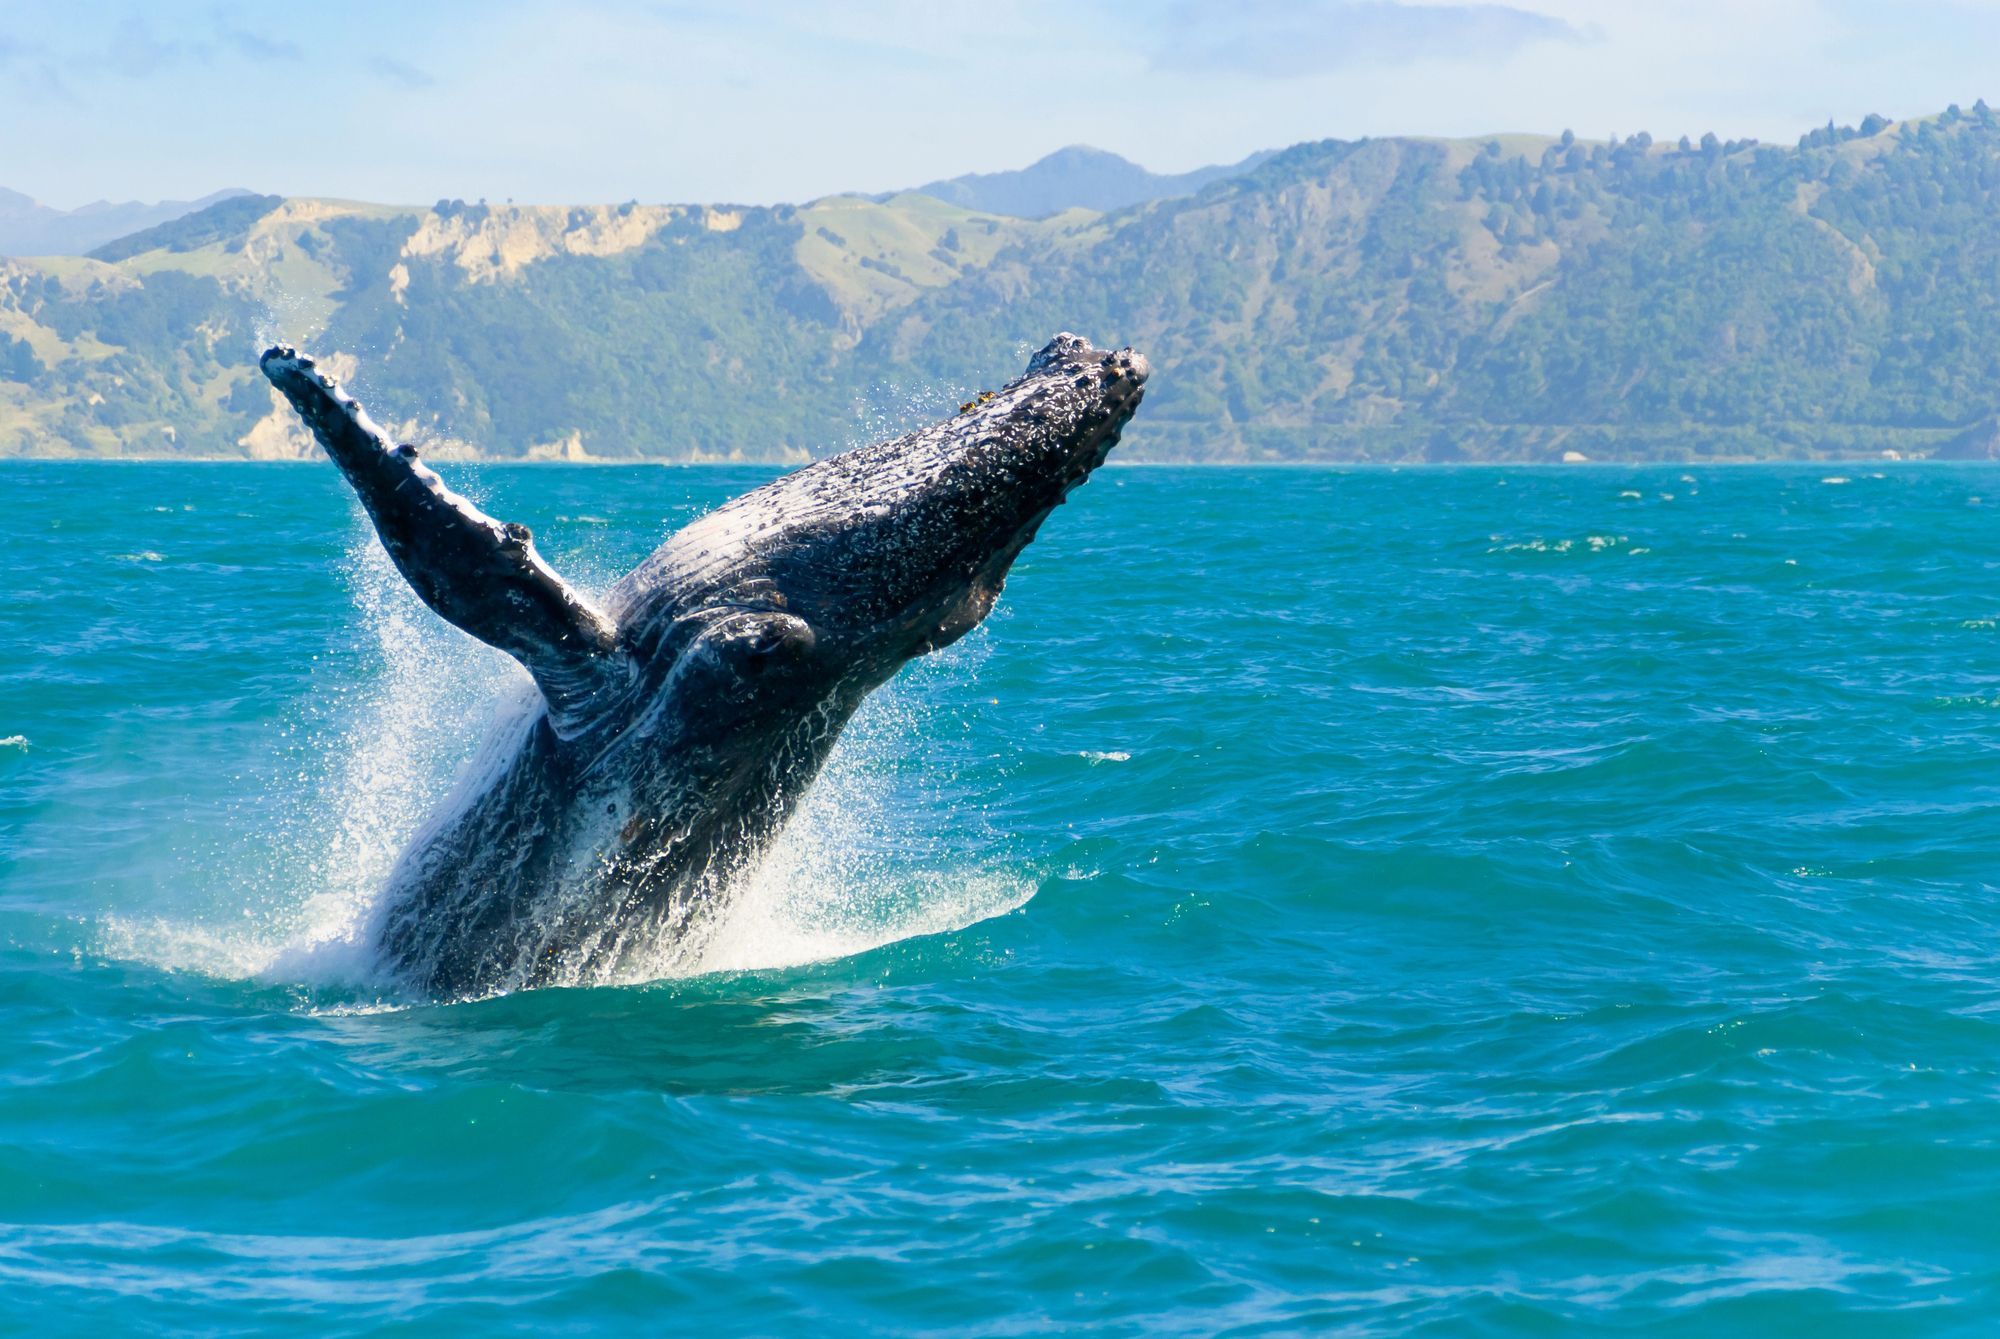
[264,532,523,984]
[647,649,1031,981]
[103,529,511,989]
[107,517,1025,998]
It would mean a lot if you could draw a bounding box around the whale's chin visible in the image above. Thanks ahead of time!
[918,578,1002,657]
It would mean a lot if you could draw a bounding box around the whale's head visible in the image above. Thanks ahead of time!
[620,333,1149,714]
[770,332,1149,671]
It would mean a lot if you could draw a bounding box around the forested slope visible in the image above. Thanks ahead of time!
[7,107,2000,461]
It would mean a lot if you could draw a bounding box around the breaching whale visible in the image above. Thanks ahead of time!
[260,334,1149,997]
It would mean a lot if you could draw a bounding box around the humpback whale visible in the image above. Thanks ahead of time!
[260,334,1149,997]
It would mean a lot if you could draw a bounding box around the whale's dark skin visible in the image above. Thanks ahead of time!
[260,334,1149,997]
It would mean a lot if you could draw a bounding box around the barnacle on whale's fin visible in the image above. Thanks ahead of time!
[260,345,629,734]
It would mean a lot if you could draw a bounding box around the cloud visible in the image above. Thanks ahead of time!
[1149,0,1584,76]
[23,12,301,87]
[222,27,304,62]
[372,56,438,89]
[0,35,73,102]
[104,16,183,78]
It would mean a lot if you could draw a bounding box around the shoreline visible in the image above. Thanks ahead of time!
[2,455,1994,469]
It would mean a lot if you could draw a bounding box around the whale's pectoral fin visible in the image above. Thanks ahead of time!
[261,346,628,732]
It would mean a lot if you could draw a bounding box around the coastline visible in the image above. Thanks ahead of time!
[3,454,1992,468]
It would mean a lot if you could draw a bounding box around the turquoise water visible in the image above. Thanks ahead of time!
[5,461,2000,1334]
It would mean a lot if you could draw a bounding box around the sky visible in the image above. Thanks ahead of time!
[5,0,2000,208]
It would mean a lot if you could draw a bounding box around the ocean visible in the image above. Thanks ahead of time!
[3,460,1999,1334]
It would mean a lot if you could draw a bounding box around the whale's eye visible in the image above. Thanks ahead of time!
[701,610,817,680]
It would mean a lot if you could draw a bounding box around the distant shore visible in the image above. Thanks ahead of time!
[6,454,1993,468]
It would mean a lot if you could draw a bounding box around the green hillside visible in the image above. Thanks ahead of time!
[9,107,2000,461]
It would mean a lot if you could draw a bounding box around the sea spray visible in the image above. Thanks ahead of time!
[653,630,1032,980]
[264,530,525,982]
[100,528,511,988]
[107,509,1025,996]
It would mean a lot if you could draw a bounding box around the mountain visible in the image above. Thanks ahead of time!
[896,145,1273,218]
[0,188,255,258]
[7,108,2000,462]
[85,195,287,263]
